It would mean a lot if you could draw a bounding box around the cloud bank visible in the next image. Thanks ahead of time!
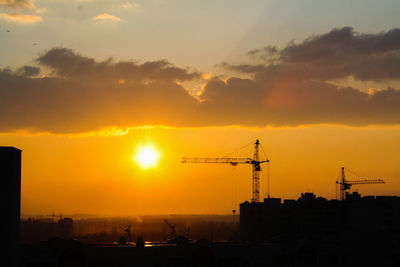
[1,27,400,133]
[230,27,400,82]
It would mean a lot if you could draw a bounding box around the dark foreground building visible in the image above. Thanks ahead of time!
[0,147,22,266]
[240,192,400,243]
[21,217,74,244]
[17,192,400,266]
[19,234,400,266]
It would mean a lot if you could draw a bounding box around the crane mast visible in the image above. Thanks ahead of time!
[252,140,261,202]
[182,139,269,202]
[119,225,132,242]
[163,219,177,240]
[336,167,385,201]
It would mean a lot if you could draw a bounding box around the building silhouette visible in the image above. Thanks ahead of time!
[240,192,400,243]
[1,146,21,266]
[21,217,74,244]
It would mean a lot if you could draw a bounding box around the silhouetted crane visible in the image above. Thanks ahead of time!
[336,167,385,201]
[163,219,177,240]
[119,225,132,243]
[45,211,63,222]
[182,139,269,202]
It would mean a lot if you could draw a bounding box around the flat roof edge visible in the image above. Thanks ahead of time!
[0,146,22,151]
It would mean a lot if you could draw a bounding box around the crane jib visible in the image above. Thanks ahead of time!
[181,139,270,203]
[337,167,385,201]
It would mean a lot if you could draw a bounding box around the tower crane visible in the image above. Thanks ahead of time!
[119,225,132,243]
[163,219,177,240]
[182,139,269,203]
[336,167,385,201]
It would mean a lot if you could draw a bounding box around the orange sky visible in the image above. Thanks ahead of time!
[1,1,400,216]
[1,125,399,216]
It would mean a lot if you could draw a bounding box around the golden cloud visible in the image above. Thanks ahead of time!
[93,13,121,22]
[0,0,34,9]
[0,13,42,23]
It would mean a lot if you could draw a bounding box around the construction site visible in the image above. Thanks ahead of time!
[3,142,400,266]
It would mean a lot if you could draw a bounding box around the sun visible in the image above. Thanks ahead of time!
[134,145,160,169]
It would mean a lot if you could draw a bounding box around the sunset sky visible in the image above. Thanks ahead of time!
[1,0,400,216]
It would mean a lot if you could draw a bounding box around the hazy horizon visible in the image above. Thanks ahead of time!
[1,0,399,216]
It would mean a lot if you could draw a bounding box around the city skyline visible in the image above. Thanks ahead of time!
[1,0,400,216]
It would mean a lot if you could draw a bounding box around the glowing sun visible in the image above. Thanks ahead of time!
[134,145,160,169]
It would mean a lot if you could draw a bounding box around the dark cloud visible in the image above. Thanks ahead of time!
[198,77,400,127]
[227,27,400,82]
[37,48,201,82]
[207,27,400,126]
[17,65,39,76]
[0,48,200,133]
[1,27,400,134]
[247,46,279,57]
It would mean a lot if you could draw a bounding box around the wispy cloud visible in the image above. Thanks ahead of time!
[93,13,121,22]
[0,0,34,9]
[119,2,140,10]
[0,12,42,23]
[34,7,47,14]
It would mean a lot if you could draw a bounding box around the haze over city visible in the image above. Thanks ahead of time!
[1,0,400,217]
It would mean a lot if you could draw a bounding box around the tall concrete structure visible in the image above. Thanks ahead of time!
[0,147,21,256]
